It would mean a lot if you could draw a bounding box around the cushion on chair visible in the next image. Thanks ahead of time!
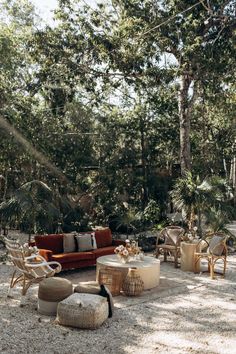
[208,236,225,256]
[63,233,77,253]
[165,227,183,245]
[95,228,112,248]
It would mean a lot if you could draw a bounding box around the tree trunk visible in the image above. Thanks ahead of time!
[178,74,192,174]
[140,117,148,208]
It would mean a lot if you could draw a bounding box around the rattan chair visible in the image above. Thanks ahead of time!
[194,233,228,279]
[5,238,61,305]
[155,226,185,268]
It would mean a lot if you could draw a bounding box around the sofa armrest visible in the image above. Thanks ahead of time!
[39,249,53,262]
[112,239,126,246]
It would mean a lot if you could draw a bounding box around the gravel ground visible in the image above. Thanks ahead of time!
[0,232,236,354]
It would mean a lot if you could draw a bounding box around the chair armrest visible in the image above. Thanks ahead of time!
[25,260,62,273]
[25,254,40,260]
[38,249,53,261]
[196,239,209,252]
[112,239,126,246]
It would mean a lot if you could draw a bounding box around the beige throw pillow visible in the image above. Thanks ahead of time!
[63,233,77,253]
[75,234,94,252]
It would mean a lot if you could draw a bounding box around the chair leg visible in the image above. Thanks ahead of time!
[7,270,16,298]
[194,256,200,273]
[210,260,215,279]
[20,277,31,307]
[155,248,160,259]
[164,251,167,262]
[208,262,210,273]
[174,252,178,268]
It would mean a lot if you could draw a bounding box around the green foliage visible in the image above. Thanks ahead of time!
[0,180,60,236]
[204,207,233,236]
[171,172,234,234]
[0,0,235,233]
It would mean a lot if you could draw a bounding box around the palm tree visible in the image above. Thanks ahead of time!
[204,207,234,237]
[0,180,60,242]
[171,172,233,237]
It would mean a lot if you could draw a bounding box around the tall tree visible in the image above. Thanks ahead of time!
[52,0,236,174]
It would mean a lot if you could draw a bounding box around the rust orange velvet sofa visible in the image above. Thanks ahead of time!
[34,228,123,271]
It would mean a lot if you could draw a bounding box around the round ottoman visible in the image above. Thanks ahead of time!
[57,293,109,329]
[38,277,73,316]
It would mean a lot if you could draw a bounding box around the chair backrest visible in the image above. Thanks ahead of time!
[162,226,185,246]
[208,233,227,256]
[5,238,58,278]
[5,238,29,274]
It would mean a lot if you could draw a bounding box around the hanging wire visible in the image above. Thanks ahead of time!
[139,1,202,37]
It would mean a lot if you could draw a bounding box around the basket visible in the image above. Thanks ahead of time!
[98,267,122,296]
[122,267,144,296]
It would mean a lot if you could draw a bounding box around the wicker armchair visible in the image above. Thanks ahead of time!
[194,233,228,279]
[155,226,185,268]
[5,238,61,305]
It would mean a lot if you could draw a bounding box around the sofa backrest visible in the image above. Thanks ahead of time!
[35,234,64,254]
[94,228,112,248]
[35,228,112,253]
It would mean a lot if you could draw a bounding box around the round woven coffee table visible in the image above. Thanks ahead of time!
[96,255,160,290]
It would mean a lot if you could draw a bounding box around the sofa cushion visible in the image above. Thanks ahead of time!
[75,234,94,252]
[35,234,64,254]
[51,251,95,264]
[95,228,112,248]
[76,232,97,249]
[63,233,77,253]
[92,246,116,259]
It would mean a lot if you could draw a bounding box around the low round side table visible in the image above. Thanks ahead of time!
[96,255,160,290]
[180,241,200,272]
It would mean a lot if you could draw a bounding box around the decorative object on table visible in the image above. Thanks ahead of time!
[98,266,123,296]
[122,267,144,296]
[186,226,199,242]
[114,239,142,263]
[155,226,185,268]
[57,293,109,329]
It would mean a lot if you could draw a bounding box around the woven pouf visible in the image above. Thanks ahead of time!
[57,293,109,329]
[38,277,73,316]
[74,281,114,318]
